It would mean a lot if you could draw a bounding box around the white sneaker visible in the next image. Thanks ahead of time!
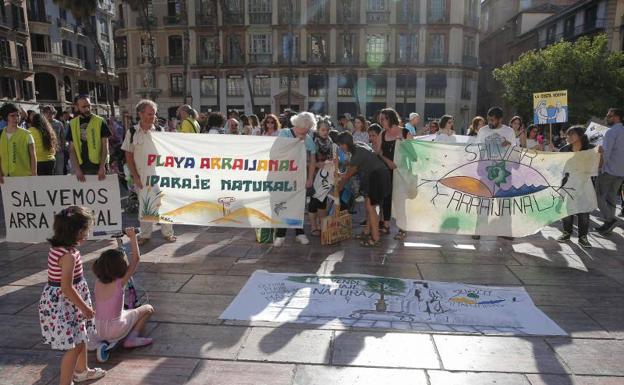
[296,234,310,245]
[273,237,285,247]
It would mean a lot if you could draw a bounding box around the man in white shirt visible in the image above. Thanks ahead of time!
[476,106,517,147]
[122,99,176,245]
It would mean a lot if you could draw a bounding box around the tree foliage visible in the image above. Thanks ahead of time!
[492,34,624,124]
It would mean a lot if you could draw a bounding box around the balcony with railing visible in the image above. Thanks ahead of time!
[425,87,445,98]
[225,55,245,65]
[366,52,389,66]
[462,55,478,68]
[308,11,329,25]
[337,55,358,65]
[29,14,52,24]
[196,15,217,26]
[366,87,386,97]
[249,12,272,24]
[396,55,418,65]
[32,51,85,69]
[249,53,272,65]
[308,88,327,97]
[136,16,157,28]
[196,56,217,65]
[57,17,73,31]
[366,11,390,24]
[337,9,359,24]
[223,12,245,25]
[428,13,449,24]
[115,57,127,68]
[0,14,9,28]
[164,56,184,65]
[397,11,419,24]
[279,54,300,65]
[307,55,329,65]
[164,15,186,25]
[426,56,447,65]
[278,7,300,24]
[253,87,271,96]
[14,19,28,33]
[0,55,18,69]
[136,56,160,66]
[396,87,416,97]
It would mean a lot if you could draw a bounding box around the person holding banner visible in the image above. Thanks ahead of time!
[273,112,317,247]
[0,102,37,183]
[177,105,201,134]
[557,126,595,248]
[122,100,177,245]
[67,95,111,182]
[434,115,456,143]
[29,113,58,175]
[477,107,516,148]
[336,131,390,247]
[595,108,624,236]
[377,108,412,239]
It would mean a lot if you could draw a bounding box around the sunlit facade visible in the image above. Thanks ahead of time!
[116,0,480,126]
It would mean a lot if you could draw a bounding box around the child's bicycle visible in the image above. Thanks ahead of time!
[91,228,148,362]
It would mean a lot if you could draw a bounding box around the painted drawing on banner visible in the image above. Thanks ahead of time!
[393,140,599,237]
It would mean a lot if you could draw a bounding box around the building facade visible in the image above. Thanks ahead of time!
[27,0,117,115]
[115,0,481,128]
[478,0,622,117]
[0,0,36,110]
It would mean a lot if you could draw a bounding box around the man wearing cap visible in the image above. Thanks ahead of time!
[405,112,421,136]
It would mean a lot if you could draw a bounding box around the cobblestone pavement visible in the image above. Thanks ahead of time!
[1,205,624,385]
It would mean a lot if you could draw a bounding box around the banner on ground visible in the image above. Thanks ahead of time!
[393,141,599,237]
[1,175,121,243]
[137,132,306,228]
[220,271,566,336]
[533,90,568,124]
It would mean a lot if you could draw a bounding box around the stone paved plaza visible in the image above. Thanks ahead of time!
[1,207,624,385]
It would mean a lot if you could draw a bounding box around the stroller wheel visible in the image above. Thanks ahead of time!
[96,342,112,362]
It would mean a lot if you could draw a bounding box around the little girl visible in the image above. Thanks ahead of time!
[91,227,154,350]
[39,206,106,385]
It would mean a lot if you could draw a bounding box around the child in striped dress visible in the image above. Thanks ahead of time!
[38,206,106,385]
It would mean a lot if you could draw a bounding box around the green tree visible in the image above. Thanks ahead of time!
[492,34,624,124]
[53,0,116,117]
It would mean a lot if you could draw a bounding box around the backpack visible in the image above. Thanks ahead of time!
[128,124,162,144]
[255,228,275,244]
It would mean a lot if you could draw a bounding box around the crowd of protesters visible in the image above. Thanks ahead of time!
[1,98,623,249]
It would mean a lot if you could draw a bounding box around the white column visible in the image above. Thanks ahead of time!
[244,75,252,114]
[329,28,336,63]
[448,27,463,65]
[219,75,227,112]
[415,70,426,116]
[299,71,308,111]
[386,70,396,111]
[270,70,280,112]
[328,70,338,118]
[357,70,367,116]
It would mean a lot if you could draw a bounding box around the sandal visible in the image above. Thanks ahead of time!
[379,225,390,234]
[73,368,106,383]
[354,232,371,240]
[163,235,177,243]
[393,230,407,240]
[360,238,381,247]
[137,237,150,246]
[311,229,321,237]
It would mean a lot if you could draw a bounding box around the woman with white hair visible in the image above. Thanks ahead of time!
[177,105,200,133]
[274,111,318,247]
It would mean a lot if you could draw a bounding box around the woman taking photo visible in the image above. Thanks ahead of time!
[557,126,594,248]
[261,114,281,136]
[509,116,527,147]
[337,132,390,247]
[29,113,58,175]
[0,103,37,183]
[377,108,412,239]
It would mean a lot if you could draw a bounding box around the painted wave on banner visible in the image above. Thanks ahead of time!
[392,141,600,237]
